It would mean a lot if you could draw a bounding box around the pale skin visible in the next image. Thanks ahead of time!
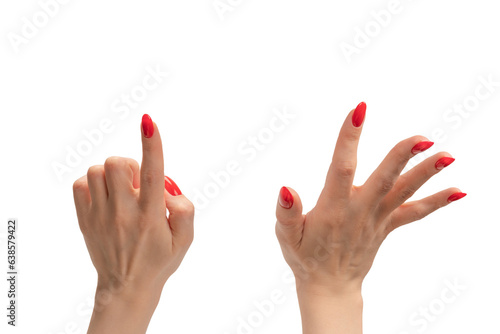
[275,103,466,333]
[72,105,465,334]
[72,116,194,334]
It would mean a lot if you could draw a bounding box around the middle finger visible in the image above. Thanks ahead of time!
[104,156,140,200]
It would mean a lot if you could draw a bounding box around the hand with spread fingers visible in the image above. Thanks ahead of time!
[72,114,194,334]
[275,102,466,334]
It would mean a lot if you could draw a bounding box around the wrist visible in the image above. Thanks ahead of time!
[93,285,161,313]
[94,273,164,308]
[88,283,163,334]
[295,275,363,299]
[296,281,363,307]
[295,278,363,334]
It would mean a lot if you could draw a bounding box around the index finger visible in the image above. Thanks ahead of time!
[319,102,366,207]
[139,114,165,207]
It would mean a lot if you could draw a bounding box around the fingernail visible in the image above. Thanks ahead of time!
[435,157,455,170]
[447,192,467,203]
[165,176,182,196]
[411,141,434,155]
[142,114,154,138]
[352,102,366,128]
[279,187,294,209]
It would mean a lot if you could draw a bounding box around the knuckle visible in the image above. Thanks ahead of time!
[420,166,433,179]
[344,129,359,142]
[141,169,162,187]
[104,156,127,172]
[128,159,140,172]
[333,161,356,178]
[393,147,409,164]
[411,206,427,221]
[78,220,89,234]
[142,143,156,155]
[176,201,195,216]
[275,223,289,244]
[277,218,294,229]
[399,184,417,202]
[397,151,409,164]
[385,213,399,233]
[378,177,395,195]
[72,178,87,193]
[392,141,411,162]
[275,219,302,247]
[87,165,104,179]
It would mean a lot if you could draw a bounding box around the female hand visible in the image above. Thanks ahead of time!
[275,102,466,334]
[72,114,194,334]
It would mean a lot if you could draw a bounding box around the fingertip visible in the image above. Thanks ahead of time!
[275,186,304,247]
[276,186,303,221]
[279,186,294,209]
[165,176,182,196]
[164,192,195,241]
[357,101,366,111]
[447,192,467,203]
[352,101,366,128]
[142,114,154,138]
[411,139,434,155]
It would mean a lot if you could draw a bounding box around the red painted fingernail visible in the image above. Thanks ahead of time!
[435,157,455,170]
[165,176,182,196]
[352,102,366,127]
[142,114,154,138]
[279,187,294,209]
[411,141,434,155]
[447,192,467,203]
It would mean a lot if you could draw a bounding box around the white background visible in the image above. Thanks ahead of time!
[1,0,499,333]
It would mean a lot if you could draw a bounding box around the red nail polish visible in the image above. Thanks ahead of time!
[279,187,294,209]
[352,102,366,127]
[435,157,455,170]
[142,114,154,138]
[411,141,434,155]
[447,192,467,203]
[165,176,182,196]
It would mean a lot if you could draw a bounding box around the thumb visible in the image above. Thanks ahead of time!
[275,186,305,247]
[164,176,195,246]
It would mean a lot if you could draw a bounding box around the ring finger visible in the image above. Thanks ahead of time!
[358,135,432,211]
[376,152,455,218]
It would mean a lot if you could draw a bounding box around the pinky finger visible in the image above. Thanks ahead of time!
[72,175,91,227]
[387,188,467,233]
